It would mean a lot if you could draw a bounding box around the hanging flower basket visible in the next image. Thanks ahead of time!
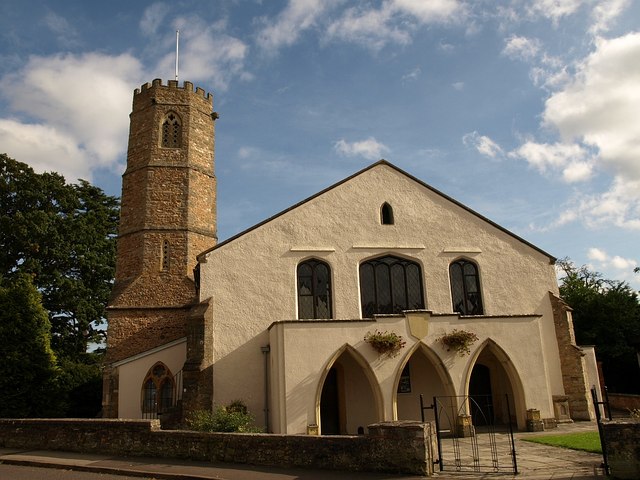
[364,330,406,358]
[438,329,479,356]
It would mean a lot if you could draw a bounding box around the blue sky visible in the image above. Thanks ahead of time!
[1,0,638,288]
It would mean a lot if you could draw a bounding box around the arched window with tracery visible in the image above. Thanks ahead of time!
[297,259,332,319]
[359,255,424,317]
[449,259,484,315]
[161,112,182,148]
[141,362,175,418]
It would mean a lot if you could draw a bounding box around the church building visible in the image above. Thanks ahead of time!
[102,79,599,434]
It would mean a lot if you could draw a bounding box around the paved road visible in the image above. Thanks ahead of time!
[0,464,152,480]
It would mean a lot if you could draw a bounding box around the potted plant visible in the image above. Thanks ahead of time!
[364,330,406,358]
[438,329,479,356]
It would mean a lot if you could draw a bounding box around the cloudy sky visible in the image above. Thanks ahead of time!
[1,0,638,288]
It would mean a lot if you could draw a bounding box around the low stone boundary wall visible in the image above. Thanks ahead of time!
[601,419,640,480]
[607,393,640,413]
[0,419,435,476]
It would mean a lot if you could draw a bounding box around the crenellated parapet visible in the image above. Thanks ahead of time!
[134,78,213,103]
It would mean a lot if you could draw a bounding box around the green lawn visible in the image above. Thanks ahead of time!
[522,432,602,454]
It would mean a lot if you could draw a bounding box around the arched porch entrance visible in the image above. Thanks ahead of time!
[317,346,382,435]
[394,343,455,426]
[466,340,526,430]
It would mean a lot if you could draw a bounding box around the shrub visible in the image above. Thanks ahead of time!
[186,400,261,433]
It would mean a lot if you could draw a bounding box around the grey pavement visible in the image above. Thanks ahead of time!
[0,422,605,479]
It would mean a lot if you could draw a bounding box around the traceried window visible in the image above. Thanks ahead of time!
[381,202,394,225]
[449,259,484,315]
[297,259,332,319]
[161,112,182,148]
[360,255,424,317]
[141,362,175,418]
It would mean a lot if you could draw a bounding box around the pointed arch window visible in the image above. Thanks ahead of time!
[161,112,182,148]
[141,362,175,418]
[297,259,332,319]
[359,255,424,317]
[449,259,483,315]
[381,203,394,225]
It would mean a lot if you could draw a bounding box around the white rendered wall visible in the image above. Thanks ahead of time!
[198,164,564,432]
[116,339,186,419]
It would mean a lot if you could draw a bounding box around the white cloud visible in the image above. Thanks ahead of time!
[528,0,584,23]
[543,33,640,182]
[42,11,80,48]
[462,131,504,159]
[502,35,541,60]
[334,137,390,160]
[152,16,248,91]
[402,66,422,82]
[509,141,593,183]
[587,247,608,263]
[590,0,630,34]
[0,119,90,181]
[325,4,411,50]
[325,0,464,50]
[452,81,464,90]
[256,0,340,52]
[390,0,463,23]
[587,247,637,271]
[140,2,170,37]
[509,32,640,230]
[0,52,143,182]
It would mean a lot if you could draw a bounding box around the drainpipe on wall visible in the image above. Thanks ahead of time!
[261,345,270,432]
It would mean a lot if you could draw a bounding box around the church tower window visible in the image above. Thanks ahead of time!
[161,112,182,148]
[161,240,170,271]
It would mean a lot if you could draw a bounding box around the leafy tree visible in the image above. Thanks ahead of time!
[0,154,118,360]
[0,274,59,417]
[558,259,640,393]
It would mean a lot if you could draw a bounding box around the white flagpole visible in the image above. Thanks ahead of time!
[175,30,180,81]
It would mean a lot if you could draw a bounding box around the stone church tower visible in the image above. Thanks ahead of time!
[102,79,217,417]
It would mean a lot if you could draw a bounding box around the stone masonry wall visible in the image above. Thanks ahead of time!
[601,419,640,479]
[0,419,435,476]
[550,293,594,420]
[607,393,640,413]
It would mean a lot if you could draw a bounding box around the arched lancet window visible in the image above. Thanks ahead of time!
[297,259,332,319]
[141,362,175,418]
[359,255,424,317]
[449,259,483,315]
[161,112,182,148]
[381,203,394,225]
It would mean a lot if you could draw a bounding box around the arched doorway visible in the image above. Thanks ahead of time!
[395,344,455,428]
[467,341,525,429]
[318,347,381,435]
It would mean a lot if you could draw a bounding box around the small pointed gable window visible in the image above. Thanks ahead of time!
[161,112,182,148]
[381,203,394,225]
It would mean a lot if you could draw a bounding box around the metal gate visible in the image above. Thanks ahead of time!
[421,394,517,474]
